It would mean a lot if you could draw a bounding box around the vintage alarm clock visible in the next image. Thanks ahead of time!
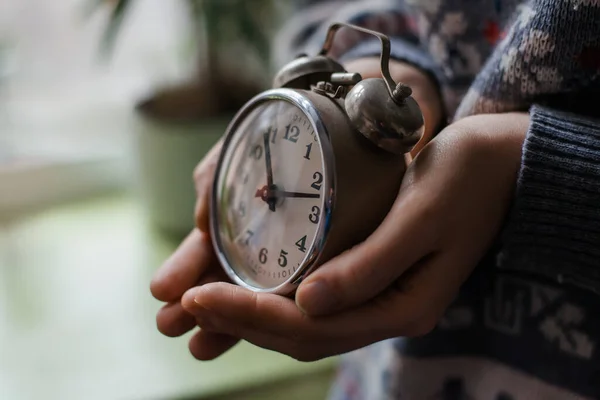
[209,22,425,295]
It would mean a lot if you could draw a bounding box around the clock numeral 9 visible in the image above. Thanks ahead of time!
[311,172,323,191]
[283,124,300,143]
[309,205,320,224]
[250,144,263,159]
[278,250,288,267]
[258,248,268,264]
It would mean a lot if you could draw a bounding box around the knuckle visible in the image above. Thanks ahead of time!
[403,315,438,337]
[193,143,222,186]
[192,163,204,183]
[193,160,215,190]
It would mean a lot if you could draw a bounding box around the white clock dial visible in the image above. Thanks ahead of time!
[213,98,328,290]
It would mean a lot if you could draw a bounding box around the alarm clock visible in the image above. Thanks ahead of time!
[209,22,425,295]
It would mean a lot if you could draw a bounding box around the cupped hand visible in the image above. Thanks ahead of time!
[151,58,445,361]
[179,112,530,362]
[150,139,242,360]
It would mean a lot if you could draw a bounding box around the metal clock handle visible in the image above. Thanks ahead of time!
[318,22,412,103]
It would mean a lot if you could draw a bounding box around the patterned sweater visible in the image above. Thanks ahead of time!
[273,1,600,399]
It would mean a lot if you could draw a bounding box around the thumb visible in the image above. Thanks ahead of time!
[295,188,438,316]
[194,139,223,233]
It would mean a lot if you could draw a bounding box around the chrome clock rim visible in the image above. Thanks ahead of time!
[209,88,336,295]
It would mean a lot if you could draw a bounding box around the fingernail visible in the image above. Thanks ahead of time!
[297,281,336,315]
[191,296,212,313]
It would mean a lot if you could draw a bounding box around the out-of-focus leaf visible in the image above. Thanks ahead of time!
[80,0,114,19]
[98,0,132,60]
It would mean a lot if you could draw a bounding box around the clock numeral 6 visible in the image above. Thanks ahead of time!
[258,248,268,264]
[278,250,288,267]
[311,172,323,191]
[309,205,320,224]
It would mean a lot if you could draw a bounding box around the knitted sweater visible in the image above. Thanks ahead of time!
[273,1,600,399]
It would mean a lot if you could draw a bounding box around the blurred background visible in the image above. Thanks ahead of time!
[0,1,337,399]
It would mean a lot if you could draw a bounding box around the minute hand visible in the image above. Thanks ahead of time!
[271,190,320,199]
[263,131,276,211]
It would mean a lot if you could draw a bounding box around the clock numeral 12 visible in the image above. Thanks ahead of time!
[283,124,300,143]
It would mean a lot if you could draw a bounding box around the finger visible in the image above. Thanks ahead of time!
[156,302,196,337]
[196,312,365,362]
[182,282,404,342]
[188,329,239,361]
[150,229,217,302]
[155,271,227,337]
[295,185,440,316]
[193,140,223,233]
[182,266,454,359]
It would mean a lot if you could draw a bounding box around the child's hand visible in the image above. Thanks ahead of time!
[150,58,445,361]
[178,112,529,361]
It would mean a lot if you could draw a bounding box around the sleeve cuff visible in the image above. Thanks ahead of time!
[497,105,600,294]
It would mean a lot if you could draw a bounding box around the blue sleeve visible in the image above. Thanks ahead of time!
[272,0,442,85]
[497,106,600,295]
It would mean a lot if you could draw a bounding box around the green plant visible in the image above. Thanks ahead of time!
[87,0,283,118]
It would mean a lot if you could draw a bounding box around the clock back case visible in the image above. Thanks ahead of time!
[298,89,409,283]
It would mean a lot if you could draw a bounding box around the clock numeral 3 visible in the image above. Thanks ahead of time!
[283,124,300,143]
[295,235,307,253]
[278,250,288,267]
[311,172,323,191]
[309,205,320,224]
[258,248,268,264]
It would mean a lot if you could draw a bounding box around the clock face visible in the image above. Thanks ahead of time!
[212,97,330,291]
